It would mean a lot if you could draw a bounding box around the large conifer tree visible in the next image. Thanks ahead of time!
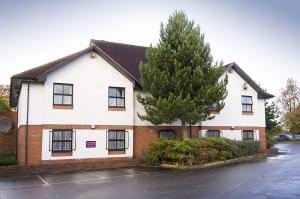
[137,11,228,138]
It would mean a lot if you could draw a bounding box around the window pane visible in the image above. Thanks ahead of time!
[116,88,124,97]
[242,105,247,112]
[247,97,253,104]
[108,141,116,149]
[108,88,116,97]
[160,131,175,139]
[53,131,62,140]
[63,96,72,105]
[116,98,125,107]
[117,131,125,139]
[117,141,125,149]
[63,142,72,151]
[108,131,116,139]
[247,105,252,112]
[63,131,72,140]
[63,85,72,95]
[54,95,63,104]
[54,84,63,94]
[108,97,116,107]
[53,142,62,151]
[241,96,247,104]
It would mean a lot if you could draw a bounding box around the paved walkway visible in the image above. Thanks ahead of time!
[0,143,300,199]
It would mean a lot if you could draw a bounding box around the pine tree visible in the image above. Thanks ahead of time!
[137,11,228,138]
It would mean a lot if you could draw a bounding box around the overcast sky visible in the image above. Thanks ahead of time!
[0,0,299,97]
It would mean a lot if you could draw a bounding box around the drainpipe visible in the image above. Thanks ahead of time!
[25,83,30,165]
[189,123,192,138]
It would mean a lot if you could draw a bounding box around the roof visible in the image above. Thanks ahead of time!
[10,40,273,107]
[224,62,274,99]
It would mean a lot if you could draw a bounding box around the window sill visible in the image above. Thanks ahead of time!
[51,152,73,157]
[210,111,220,114]
[53,105,73,110]
[108,150,126,155]
[108,107,126,111]
[242,112,254,115]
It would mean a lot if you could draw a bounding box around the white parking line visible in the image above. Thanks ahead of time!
[37,174,49,185]
[0,170,176,191]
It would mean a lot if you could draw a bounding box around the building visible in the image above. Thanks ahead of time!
[10,40,274,165]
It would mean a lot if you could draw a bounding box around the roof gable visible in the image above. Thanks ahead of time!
[224,62,274,99]
[10,40,274,107]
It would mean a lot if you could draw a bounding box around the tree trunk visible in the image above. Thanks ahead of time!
[182,122,188,139]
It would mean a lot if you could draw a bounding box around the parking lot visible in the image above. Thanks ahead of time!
[1,143,300,199]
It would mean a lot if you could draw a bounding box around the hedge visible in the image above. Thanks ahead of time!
[144,138,260,166]
[0,155,17,166]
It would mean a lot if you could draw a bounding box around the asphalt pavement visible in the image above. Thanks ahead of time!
[0,143,299,199]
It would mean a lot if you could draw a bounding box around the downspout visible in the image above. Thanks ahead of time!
[25,83,30,165]
[189,123,192,138]
[16,99,19,160]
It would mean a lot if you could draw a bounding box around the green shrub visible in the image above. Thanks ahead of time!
[144,138,260,166]
[266,134,275,149]
[0,155,17,166]
[234,141,260,157]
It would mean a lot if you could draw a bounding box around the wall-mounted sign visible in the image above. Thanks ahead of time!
[86,141,96,148]
[0,117,12,133]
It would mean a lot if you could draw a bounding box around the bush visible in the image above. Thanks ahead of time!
[0,155,17,166]
[266,134,275,149]
[144,138,260,166]
[234,141,260,157]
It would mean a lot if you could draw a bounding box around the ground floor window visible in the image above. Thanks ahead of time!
[242,130,254,140]
[107,130,126,150]
[159,130,176,139]
[52,130,73,152]
[206,130,221,138]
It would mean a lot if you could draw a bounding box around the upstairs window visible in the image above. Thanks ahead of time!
[159,130,176,139]
[242,130,254,140]
[206,130,221,138]
[108,87,125,107]
[53,83,73,105]
[241,96,253,112]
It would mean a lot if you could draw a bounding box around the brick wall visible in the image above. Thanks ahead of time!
[0,111,17,157]
[17,125,43,165]
[133,126,200,160]
[259,127,267,152]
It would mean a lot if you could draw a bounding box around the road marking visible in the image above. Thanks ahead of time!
[0,170,176,191]
[37,174,49,185]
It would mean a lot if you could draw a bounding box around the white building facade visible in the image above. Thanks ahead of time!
[10,40,273,165]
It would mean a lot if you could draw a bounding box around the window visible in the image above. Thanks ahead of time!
[107,130,126,150]
[159,130,176,139]
[108,87,125,107]
[53,83,73,105]
[242,130,254,140]
[241,96,253,112]
[206,130,221,138]
[52,130,73,152]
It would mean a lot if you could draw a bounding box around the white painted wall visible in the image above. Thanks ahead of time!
[133,70,266,128]
[200,130,260,141]
[202,70,266,127]
[17,83,44,127]
[18,53,134,126]
[41,129,133,160]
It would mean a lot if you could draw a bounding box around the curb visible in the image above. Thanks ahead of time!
[159,153,268,170]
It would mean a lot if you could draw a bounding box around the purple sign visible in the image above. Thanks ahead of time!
[86,141,96,148]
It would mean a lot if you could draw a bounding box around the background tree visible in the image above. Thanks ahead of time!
[265,100,280,133]
[285,106,300,133]
[0,85,10,113]
[278,78,300,114]
[138,11,228,138]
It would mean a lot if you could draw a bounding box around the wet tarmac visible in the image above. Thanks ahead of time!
[0,143,300,199]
